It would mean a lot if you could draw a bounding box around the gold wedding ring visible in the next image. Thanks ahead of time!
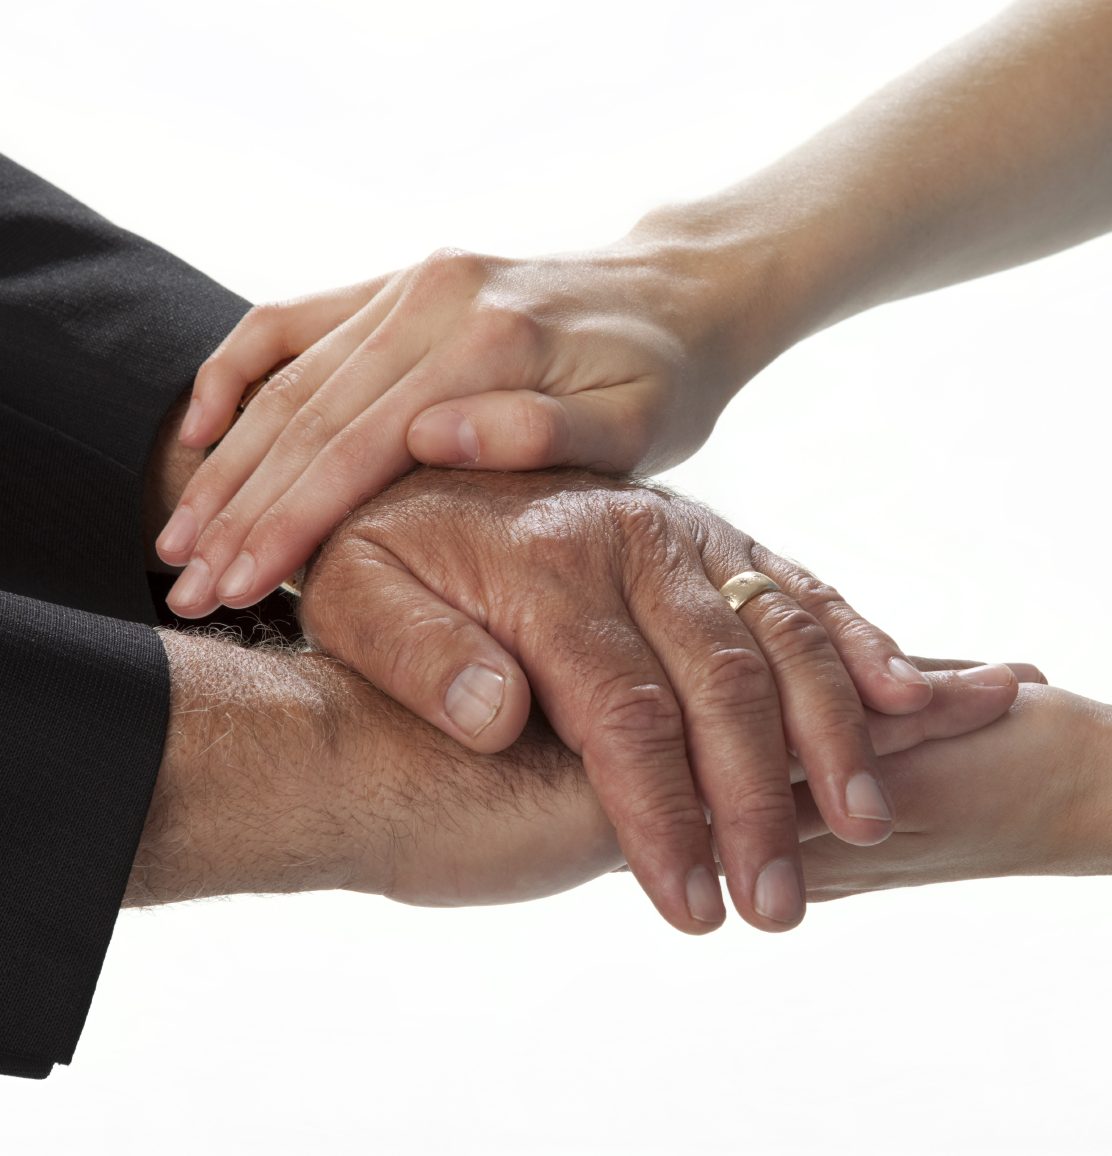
[719,571,781,612]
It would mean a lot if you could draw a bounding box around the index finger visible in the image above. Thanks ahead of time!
[183,277,391,448]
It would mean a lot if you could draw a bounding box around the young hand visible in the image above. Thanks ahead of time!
[796,684,1111,897]
[155,232,799,616]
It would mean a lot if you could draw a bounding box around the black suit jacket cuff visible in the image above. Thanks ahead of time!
[0,591,169,1077]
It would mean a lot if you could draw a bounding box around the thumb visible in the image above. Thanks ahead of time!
[301,544,531,755]
[406,386,654,473]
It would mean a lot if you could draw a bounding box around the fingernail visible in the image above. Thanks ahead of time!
[158,506,198,558]
[957,663,1015,688]
[845,772,892,822]
[170,558,210,608]
[754,858,804,925]
[444,664,505,736]
[179,397,204,443]
[218,553,256,601]
[888,656,929,687]
[412,409,479,465]
[685,865,726,925]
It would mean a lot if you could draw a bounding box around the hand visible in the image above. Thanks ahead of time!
[296,467,949,936]
[154,233,799,616]
[128,630,620,909]
[796,683,1112,898]
[132,633,1021,913]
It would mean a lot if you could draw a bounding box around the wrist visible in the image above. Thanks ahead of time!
[1061,696,1112,876]
[123,632,358,905]
[623,170,880,397]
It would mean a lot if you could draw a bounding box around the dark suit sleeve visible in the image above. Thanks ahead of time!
[0,153,251,621]
[0,154,252,1078]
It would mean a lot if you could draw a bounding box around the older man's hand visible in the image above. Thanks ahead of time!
[129,631,621,909]
[298,468,990,936]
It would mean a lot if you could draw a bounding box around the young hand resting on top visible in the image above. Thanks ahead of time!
[157,0,1112,619]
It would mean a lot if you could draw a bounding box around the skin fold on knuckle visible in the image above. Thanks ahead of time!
[710,786,798,847]
[611,494,688,602]
[466,302,544,358]
[749,600,836,670]
[499,394,569,465]
[618,790,711,865]
[586,681,687,765]
[779,566,899,656]
[253,359,312,420]
[285,399,334,446]
[241,302,295,354]
[191,506,244,564]
[413,247,488,298]
[379,607,483,702]
[179,458,232,514]
[687,644,779,722]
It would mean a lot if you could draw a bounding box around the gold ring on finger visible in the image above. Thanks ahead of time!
[719,570,781,613]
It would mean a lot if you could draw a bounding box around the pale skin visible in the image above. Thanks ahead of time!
[796,684,1112,898]
[159,0,1112,622]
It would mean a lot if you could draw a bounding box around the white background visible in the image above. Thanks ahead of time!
[3,1,1111,1152]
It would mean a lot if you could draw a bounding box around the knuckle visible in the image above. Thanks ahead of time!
[507,394,567,463]
[300,550,380,652]
[256,359,310,412]
[789,571,847,614]
[286,399,333,445]
[591,681,685,752]
[468,304,542,355]
[322,423,372,481]
[193,506,241,558]
[615,494,673,561]
[246,505,299,557]
[416,247,487,291]
[803,703,872,754]
[240,301,289,344]
[714,785,798,839]
[377,602,475,692]
[755,601,832,663]
[621,788,710,850]
[179,457,227,509]
[785,571,895,652]
[692,646,778,717]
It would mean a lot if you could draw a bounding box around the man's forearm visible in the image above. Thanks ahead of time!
[125,623,618,911]
[124,633,359,906]
[630,0,1112,375]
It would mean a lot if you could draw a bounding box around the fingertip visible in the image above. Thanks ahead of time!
[214,552,267,609]
[751,856,807,931]
[156,505,199,566]
[177,396,205,446]
[684,864,727,931]
[442,660,531,754]
[837,771,895,847]
[867,655,934,715]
